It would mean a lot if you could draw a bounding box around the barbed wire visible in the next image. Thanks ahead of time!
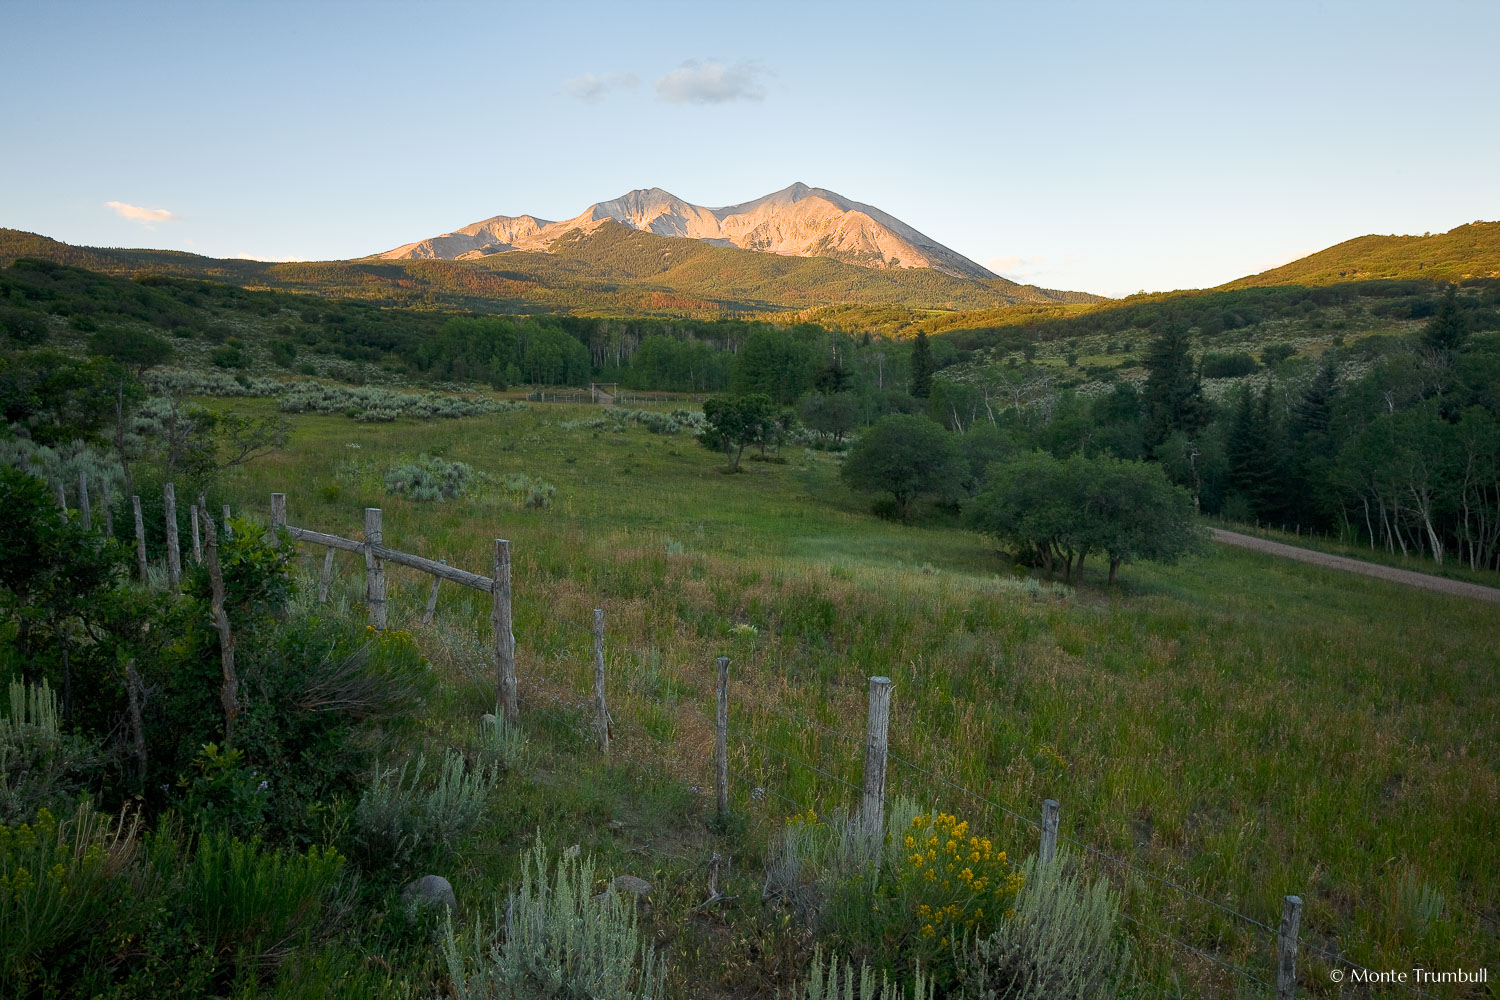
[1063,834,1277,937]
[753,702,865,746]
[737,733,864,794]
[886,748,1041,830]
[1119,911,1275,992]
[729,766,808,813]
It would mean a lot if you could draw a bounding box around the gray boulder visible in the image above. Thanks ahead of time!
[402,874,456,914]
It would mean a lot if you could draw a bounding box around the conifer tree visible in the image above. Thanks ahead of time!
[908,331,934,399]
[1422,285,1468,355]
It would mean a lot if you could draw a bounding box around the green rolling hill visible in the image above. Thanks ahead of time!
[1223,220,1500,289]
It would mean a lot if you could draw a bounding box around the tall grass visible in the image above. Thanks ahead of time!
[224,400,1500,995]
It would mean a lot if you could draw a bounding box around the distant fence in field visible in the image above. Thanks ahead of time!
[66,479,1451,1000]
[525,387,706,406]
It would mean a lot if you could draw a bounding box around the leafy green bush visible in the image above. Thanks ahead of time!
[443,834,666,1000]
[790,948,933,1000]
[384,454,477,502]
[353,749,495,871]
[1200,351,1258,379]
[955,854,1131,1000]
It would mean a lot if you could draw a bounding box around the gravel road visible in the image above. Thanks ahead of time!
[1211,529,1500,604]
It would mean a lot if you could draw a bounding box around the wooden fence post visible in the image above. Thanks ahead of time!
[132,495,148,583]
[715,656,730,819]
[78,471,91,530]
[492,539,517,723]
[199,508,239,745]
[421,562,444,625]
[593,608,610,756]
[1041,798,1060,865]
[222,504,231,532]
[188,505,201,564]
[364,508,386,629]
[270,492,286,545]
[861,676,892,839]
[1277,895,1303,1000]
[318,548,335,603]
[163,482,181,587]
[56,482,66,513]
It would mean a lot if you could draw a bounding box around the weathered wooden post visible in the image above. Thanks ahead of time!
[189,505,202,564]
[222,504,231,531]
[318,548,335,603]
[131,496,148,582]
[492,539,517,723]
[1040,798,1061,865]
[102,482,114,536]
[199,508,239,745]
[861,676,892,839]
[56,482,67,513]
[592,608,610,755]
[163,482,181,587]
[1277,895,1303,1000]
[364,508,386,629]
[269,492,286,545]
[715,656,730,819]
[78,471,91,530]
[421,562,444,625]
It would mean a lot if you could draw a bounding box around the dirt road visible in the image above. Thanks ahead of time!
[1211,529,1500,604]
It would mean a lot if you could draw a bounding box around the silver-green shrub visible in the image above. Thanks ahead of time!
[499,472,555,509]
[384,454,477,502]
[353,749,495,868]
[475,713,529,775]
[279,384,516,421]
[956,853,1130,1000]
[786,948,933,1000]
[443,834,666,1000]
[0,680,100,824]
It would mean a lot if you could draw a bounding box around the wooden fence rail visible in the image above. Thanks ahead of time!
[268,492,517,721]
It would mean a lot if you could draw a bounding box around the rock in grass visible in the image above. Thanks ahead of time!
[402,874,456,914]
[611,875,652,897]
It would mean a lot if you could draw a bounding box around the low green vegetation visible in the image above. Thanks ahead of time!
[2,237,1498,998]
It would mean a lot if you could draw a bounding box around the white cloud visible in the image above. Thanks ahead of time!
[106,201,178,224]
[988,254,1049,280]
[559,71,638,103]
[654,59,765,104]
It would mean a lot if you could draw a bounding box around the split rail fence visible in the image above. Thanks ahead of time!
[59,477,1451,1000]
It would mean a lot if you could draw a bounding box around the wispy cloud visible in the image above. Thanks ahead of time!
[988,254,1048,280]
[106,200,178,224]
[654,59,765,104]
[559,71,638,103]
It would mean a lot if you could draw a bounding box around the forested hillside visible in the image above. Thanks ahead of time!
[0,225,1098,320]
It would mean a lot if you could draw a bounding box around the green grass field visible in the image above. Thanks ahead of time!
[219,399,1499,998]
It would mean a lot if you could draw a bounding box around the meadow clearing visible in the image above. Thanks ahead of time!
[222,398,1499,998]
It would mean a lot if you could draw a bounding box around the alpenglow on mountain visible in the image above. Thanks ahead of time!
[377,183,999,280]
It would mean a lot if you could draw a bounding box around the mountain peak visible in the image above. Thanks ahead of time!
[377,184,996,279]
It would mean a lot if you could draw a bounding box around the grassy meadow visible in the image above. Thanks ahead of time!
[217,398,1498,998]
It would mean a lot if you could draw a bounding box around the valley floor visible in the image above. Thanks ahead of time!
[218,399,1498,998]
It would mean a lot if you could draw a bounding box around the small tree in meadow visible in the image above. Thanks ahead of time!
[840,414,964,520]
[700,394,775,472]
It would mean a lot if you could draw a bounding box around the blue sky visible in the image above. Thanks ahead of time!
[3,0,1497,297]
